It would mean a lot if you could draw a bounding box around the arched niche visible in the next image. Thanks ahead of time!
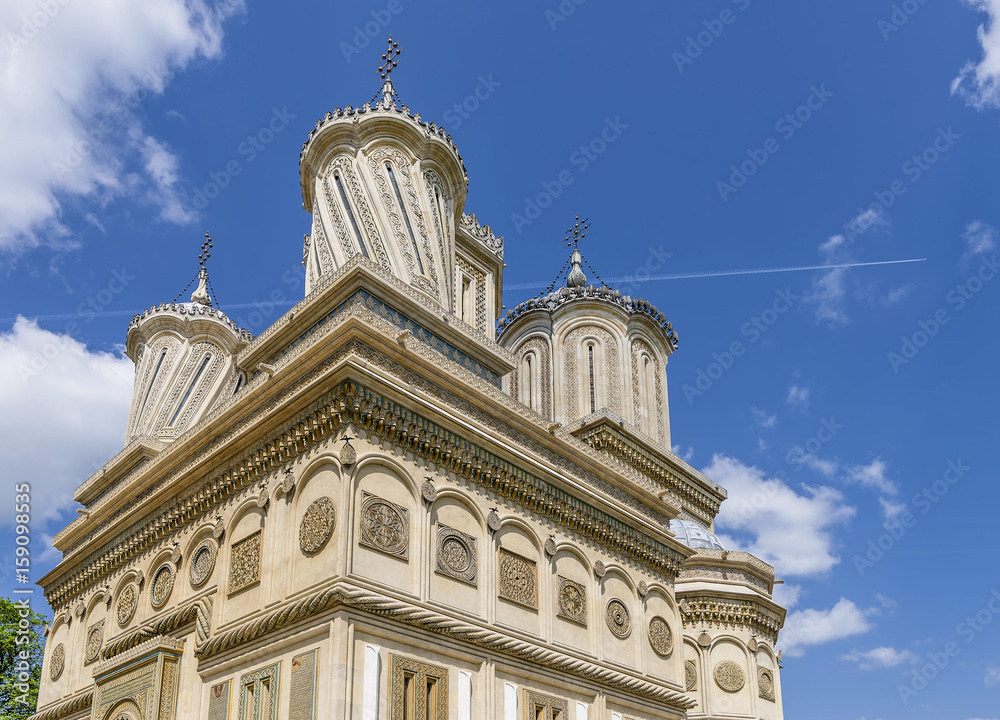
[428,491,484,617]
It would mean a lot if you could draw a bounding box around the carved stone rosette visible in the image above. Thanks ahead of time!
[150,564,174,609]
[497,548,537,608]
[647,615,673,656]
[714,661,745,692]
[189,539,218,587]
[116,583,138,627]
[435,524,477,585]
[556,576,587,626]
[684,660,697,691]
[84,620,104,664]
[758,667,775,701]
[299,497,337,554]
[606,598,631,638]
[49,643,65,681]
[359,492,408,559]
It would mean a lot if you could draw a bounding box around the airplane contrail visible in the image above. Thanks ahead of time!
[4,258,925,324]
[503,258,927,291]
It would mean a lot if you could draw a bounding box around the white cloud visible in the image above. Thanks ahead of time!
[807,264,849,325]
[879,497,907,524]
[0,0,243,253]
[953,0,1000,109]
[845,458,898,495]
[781,598,876,656]
[962,220,998,267]
[786,384,810,408]
[706,454,856,577]
[0,318,133,525]
[672,445,694,462]
[840,646,918,670]
[985,665,1000,686]
[751,406,777,428]
[786,446,838,476]
[773,583,802,609]
[882,284,911,306]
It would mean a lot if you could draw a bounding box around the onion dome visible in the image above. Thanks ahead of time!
[669,519,726,550]
[123,235,250,443]
[497,217,678,448]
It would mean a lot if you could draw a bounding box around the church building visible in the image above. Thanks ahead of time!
[32,39,787,720]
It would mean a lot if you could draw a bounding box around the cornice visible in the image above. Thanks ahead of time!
[574,419,725,525]
[458,212,503,258]
[678,594,785,644]
[100,595,212,661]
[26,690,92,720]
[196,581,696,711]
[92,634,184,678]
[73,437,165,507]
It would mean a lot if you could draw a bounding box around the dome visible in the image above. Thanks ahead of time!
[669,519,725,550]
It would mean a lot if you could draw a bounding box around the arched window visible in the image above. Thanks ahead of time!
[588,344,596,414]
[519,351,542,412]
[385,162,425,274]
[333,169,369,259]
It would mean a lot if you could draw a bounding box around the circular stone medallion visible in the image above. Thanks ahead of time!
[684,660,697,691]
[605,598,631,638]
[150,564,174,608]
[85,622,104,663]
[49,643,65,681]
[189,540,217,587]
[440,535,472,573]
[647,615,673,656]
[116,583,138,627]
[299,497,336,554]
[758,667,775,700]
[714,661,746,692]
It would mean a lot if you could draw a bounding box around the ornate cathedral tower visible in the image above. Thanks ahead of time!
[33,38,786,720]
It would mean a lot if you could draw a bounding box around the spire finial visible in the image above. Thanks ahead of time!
[377,37,401,110]
[564,214,589,288]
[191,232,213,306]
[563,213,590,251]
[379,37,400,81]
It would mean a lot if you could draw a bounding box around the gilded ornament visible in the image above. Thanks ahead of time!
[435,524,477,584]
[605,598,631,638]
[116,583,138,627]
[714,661,745,692]
[359,492,408,558]
[647,615,673,656]
[189,539,218,587]
[49,643,65,681]
[299,497,337,554]
[150,564,174,608]
[556,576,587,625]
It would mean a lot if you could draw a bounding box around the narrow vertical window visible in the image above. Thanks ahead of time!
[461,276,474,326]
[433,187,447,240]
[390,655,448,720]
[137,348,168,420]
[521,354,535,411]
[588,344,596,414]
[334,170,369,258]
[386,163,425,274]
[168,353,211,427]
[425,678,439,720]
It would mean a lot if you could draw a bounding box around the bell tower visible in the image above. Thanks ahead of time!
[298,38,472,312]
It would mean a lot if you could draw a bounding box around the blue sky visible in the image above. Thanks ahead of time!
[1,1,999,717]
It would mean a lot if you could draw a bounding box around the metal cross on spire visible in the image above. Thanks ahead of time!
[199,232,213,267]
[379,37,400,81]
[563,213,591,250]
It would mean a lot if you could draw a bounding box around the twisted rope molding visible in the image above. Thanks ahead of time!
[195,583,695,710]
[101,595,212,660]
[26,691,92,720]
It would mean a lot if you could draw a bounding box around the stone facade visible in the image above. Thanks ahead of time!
[32,50,785,720]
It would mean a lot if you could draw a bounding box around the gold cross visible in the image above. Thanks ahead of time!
[379,37,401,81]
[563,214,591,248]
